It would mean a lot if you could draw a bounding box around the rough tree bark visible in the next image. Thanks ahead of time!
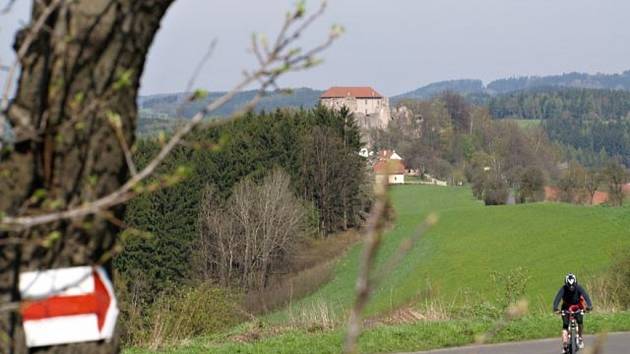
[0,1,174,353]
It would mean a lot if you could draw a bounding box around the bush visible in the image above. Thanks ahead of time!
[120,282,244,349]
[518,166,545,203]
[483,174,509,205]
[490,267,531,311]
[589,249,630,311]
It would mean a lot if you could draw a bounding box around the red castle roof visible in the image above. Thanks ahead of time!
[320,87,383,99]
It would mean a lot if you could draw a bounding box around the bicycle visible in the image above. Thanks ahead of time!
[560,305,585,354]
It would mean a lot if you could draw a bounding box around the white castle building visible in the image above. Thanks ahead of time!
[319,87,391,130]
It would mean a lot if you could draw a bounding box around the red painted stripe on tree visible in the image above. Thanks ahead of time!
[20,271,110,331]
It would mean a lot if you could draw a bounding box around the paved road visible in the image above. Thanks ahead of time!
[402,332,630,354]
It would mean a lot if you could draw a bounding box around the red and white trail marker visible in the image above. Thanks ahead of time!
[19,266,119,348]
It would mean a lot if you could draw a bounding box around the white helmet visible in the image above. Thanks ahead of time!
[565,273,577,289]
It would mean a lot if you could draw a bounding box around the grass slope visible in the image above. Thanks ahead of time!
[271,185,629,322]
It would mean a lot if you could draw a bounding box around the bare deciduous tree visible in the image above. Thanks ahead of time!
[198,169,306,290]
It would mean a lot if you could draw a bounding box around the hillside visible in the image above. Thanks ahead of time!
[139,87,322,119]
[488,87,630,164]
[137,70,630,123]
[391,79,486,102]
[393,70,630,103]
[270,185,630,322]
[488,70,630,94]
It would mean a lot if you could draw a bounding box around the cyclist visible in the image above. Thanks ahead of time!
[552,273,593,353]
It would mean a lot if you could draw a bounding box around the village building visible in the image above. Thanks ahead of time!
[376,149,402,161]
[373,149,405,185]
[320,86,391,130]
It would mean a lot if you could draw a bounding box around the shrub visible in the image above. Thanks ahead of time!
[483,174,509,205]
[588,249,630,311]
[490,267,531,311]
[120,283,244,349]
[518,166,546,203]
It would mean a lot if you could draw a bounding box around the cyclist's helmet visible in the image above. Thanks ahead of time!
[565,273,577,291]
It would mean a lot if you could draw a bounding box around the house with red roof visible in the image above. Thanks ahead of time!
[373,149,405,185]
[320,86,391,130]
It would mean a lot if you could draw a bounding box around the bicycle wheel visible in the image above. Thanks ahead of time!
[570,327,578,353]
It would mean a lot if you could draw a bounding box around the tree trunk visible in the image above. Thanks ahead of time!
[0,1,173,353]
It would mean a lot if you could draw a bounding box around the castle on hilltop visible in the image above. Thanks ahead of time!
[319,86,391,130]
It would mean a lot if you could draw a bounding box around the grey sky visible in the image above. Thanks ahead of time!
[1,0,630,96]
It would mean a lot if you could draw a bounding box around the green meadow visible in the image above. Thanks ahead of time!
[271,185,630,322]
[127,185,630,353]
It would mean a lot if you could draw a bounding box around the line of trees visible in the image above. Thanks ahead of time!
[555,159,628,206]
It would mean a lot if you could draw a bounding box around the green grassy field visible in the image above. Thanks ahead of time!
[126,185,630,353]
[269,185,630,322]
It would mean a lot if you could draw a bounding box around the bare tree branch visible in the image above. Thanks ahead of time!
[344,164,438,353]
[108,112,138,176]
[343,176,389,354]
[185,39,218,96]
[174,38,218,119]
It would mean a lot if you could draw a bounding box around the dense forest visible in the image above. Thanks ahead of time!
[489,88,630,120]
[487,70,630,94]
[489,88,630,165]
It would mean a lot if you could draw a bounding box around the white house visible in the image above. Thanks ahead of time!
[373,150,405,184]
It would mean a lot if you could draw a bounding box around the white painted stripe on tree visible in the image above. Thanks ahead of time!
[23,314,101,347]
[19,266,93,298]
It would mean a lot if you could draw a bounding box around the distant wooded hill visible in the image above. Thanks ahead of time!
[392,70,630,102]
[139,88,322,119]
[488,87,630,165]
[137,70,630,134]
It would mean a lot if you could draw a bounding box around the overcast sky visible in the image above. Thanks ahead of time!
[1,0,630,96]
